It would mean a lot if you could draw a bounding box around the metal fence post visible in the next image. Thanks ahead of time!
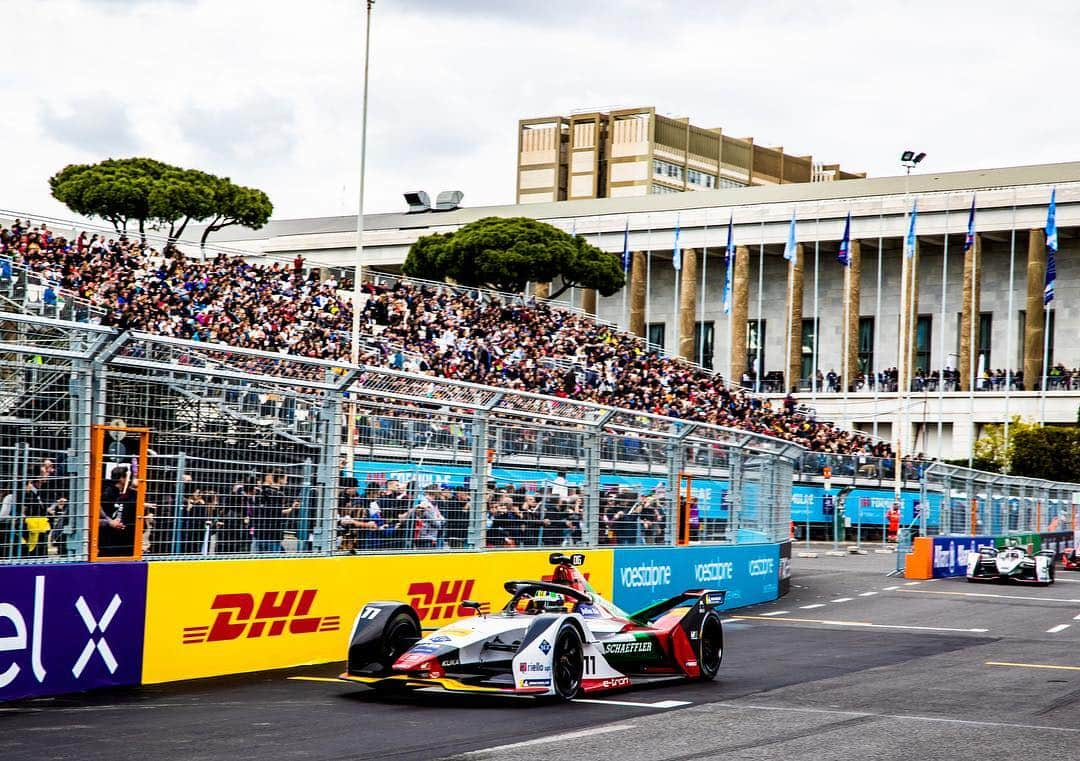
[170,452,187,555]
[315,383,344,555]
[468,409,489,550]
[729,449,744,544]
[582,423,601,547]
[298,457,314,553]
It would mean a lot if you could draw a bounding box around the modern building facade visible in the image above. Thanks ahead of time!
[516,106,864,204]
[200,162,1080,461]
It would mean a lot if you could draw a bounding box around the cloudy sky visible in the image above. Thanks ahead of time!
[4,0,1078,225]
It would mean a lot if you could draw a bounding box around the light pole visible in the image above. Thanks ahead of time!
[350,0,375,367]
[896,150,925,516]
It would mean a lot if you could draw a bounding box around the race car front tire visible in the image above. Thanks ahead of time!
[550,622,584,701]
[697,611,724,680]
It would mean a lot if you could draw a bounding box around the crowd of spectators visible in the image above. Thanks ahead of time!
[0,218,891,459]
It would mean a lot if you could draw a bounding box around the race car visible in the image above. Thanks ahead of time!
[1060,547,1080,571]
[340,552,724,700]
[966,544,1056,585]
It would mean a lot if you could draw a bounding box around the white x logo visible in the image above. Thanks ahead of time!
[72,594,122,678]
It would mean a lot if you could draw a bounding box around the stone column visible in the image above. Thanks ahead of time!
[628,250,646,338]
[1025,229,1047,389]
[785,244,804,392]
[580,288,597,316]
[905,245,920,387]
[730,245,750,383]
[533,281,551,300]
[678,249,698,361]
[958,233,982,391]
[843,240,862,391]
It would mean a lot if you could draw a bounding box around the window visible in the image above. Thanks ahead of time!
[647,323,665,351]
[800,318,818,381]
[649,183,680,194]
[652,159,684,182]
[717,177,746,189]
[978,313,992,371]
[746,320,765,379]
[858,317,874,374]
[694,321,714,369]
[687,168,716,189]
[915,315,932,373]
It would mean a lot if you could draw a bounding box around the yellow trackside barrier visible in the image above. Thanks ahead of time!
[142,550,614,684]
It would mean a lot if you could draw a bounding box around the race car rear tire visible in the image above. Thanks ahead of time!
[697,611,724,680]
[550,622,584,701]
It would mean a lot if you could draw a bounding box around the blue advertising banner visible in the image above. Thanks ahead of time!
[0,562,147,702]
[612,543,781,613]
[931,535,995,577]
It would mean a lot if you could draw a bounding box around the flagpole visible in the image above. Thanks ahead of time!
[1040,188,1058,427]
[812,206,820,404]
[937,197,950,463]
[755,216,765,393]
[1003,190,1018,467]
[897,194,909,500]
[700,218,708,368]
[842,246,850,424]
[967,214,978,468]
[873,200,884,440]
[1040,307,1051,425]
[784,209,797,394]
[621,218,629,330]
[672,214,681,358]
[645,216,652,347]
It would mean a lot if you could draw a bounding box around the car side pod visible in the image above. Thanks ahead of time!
[345,601,421,676]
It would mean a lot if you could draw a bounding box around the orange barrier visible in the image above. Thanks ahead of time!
[903,536,933,579]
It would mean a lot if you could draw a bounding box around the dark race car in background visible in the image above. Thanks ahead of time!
[966,544,1055,586]
[340,553,725,700]
[1061,547,1080,571]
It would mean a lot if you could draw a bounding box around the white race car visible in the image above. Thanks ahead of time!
[966,544,1055,586]
[340,553,725,701]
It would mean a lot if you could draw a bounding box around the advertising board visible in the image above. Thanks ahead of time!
[612,543,781,614]
[142,549,613,684]
[1038,531,1074,558]
[930,535,995,578]
[0,563,147,701]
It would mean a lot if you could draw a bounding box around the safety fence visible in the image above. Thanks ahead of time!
[0,311,802,564]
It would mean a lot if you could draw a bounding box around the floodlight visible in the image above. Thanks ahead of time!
[434,190,464,211]
[403,191,431,213]
[901,150,915,163]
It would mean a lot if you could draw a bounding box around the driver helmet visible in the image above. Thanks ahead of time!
[527,590,567,613]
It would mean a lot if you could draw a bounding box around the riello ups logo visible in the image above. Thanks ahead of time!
[182,590,340,644]
[407,580,489,622]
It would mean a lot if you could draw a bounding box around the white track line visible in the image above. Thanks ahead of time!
[904,581,922,586]
[900,589,1080,604]
[799,604,826,609]
[462,724,636,754]
[858,592,878,597]
[830,598,854,603]
[1047,624,1071,634]
[707,702,1080,734]
[573,699,691,709]
[1073,612,1080,620]
[761,611,789,616]
[734,614,988,634]
[883,586,900,591]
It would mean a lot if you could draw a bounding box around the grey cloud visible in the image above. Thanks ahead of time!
[178,97,297,163]
[38,95,139,156]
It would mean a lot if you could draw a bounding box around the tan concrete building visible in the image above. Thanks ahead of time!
[515,106,863,204]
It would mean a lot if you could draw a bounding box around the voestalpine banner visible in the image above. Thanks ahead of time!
[1039,531,1074,558]
[0,563,147,701]
[612,543,780,614]
[931,535,995,577]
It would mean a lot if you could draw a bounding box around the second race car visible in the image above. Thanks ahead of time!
[340,552,724,700]
[966,544,1056,585]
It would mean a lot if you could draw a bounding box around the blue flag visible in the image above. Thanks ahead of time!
[904,200,918,259]
[620,218,630,273]
[837,212,851,267]
[1045,188,1058,304]
[963,194,976,253]
[783,210,797,262]
[672,214,681,271]
[723,212,734,314]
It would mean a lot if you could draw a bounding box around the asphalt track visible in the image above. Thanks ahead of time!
[5,547,1080,761]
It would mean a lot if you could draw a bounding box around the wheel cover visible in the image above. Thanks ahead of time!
[699,615,723,674]
[554,629,583,696]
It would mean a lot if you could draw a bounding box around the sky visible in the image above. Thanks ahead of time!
[3,0,1079,226]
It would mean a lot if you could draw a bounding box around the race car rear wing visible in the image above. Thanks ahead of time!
[629,589,726,625]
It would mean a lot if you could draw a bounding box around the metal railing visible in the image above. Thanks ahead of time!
[0,311,803,563]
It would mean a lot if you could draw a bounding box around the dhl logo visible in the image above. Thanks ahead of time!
[182,590,340,644]
[407,580,490,622]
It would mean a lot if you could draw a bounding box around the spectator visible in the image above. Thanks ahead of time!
[98,465,137,557]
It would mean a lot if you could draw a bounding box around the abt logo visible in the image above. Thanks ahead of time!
[182,590,340,644]
[407,580,489,622]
